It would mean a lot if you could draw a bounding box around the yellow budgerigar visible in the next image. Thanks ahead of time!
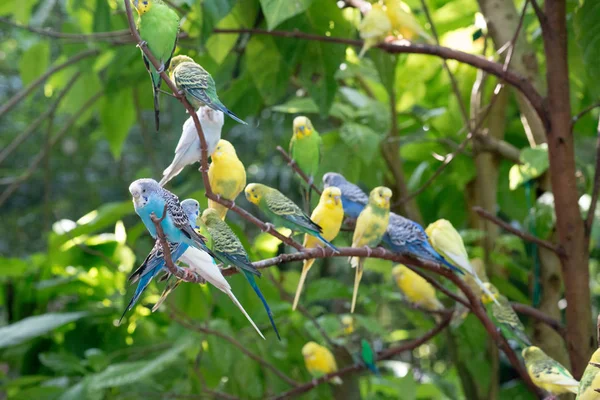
[391,264,443,312]
[384,0,433,43]
[425,219,498,304]
[292,187,344,310]
[302,342,342,385]
[577,348,600,400]
[358,3,392,57]
[350,186,392,313]
[208,139,246,220]
[522,346,579,395]
[341,315,355,335]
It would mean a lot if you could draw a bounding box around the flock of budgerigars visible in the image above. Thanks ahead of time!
[118,0,600,396]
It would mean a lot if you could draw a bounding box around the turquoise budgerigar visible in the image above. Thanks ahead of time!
[168,55,247,125]
[322,172,368,219]
[201,208,280,340]
[129,179,214,257]
[132,0,179,131]
[120,198,202,324]
[289,116,321,209]
[244,183,338,250]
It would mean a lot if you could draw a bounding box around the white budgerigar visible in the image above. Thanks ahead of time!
[159,106,224,186]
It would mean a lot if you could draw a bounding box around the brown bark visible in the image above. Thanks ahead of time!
[542,0,594,378]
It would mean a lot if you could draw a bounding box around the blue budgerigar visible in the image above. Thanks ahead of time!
[383,212,462,274]
[129,179,214,257]
[322,172,368,219]
[120,199,202,324]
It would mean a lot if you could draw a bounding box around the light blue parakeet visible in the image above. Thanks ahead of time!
[129,179,215,257]
[383,212,462,274]
[322,172,368,219]
[120,198,203,323]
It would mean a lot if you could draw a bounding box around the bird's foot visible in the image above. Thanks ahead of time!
[363,245,372,257]
[177,90,185,96]
[312,378,319,387]
[319,247,328,257]
[228,200,236,210]
[262,223,276,233]
[137,40,148,48]
[157,64,165,74]
[307,176,314,186]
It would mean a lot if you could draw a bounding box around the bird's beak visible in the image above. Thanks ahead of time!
[132,192,140,199]
[334,195,341,205]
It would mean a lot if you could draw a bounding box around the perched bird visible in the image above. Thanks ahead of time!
[132,0,179,131]
[129,178,214,257]
[289,116,321,209]
[361,339,380,376]
[159,107,224,186]
[383,212,462,275]
[201,208,280,340]
[425,219,497,303]
[207,139,246,220]
[168,55,246,124]
[322,172,368,219]
[481,283,531,347]
[293,187,344,310]
[522,346,579,395]
[245,183,337,250]
[384,0,433,43]
[350,187,392,313]
[302,342,342,385]
[120,199,201,324]
[341,315,355,335]
[577,348,600,400]
[358,3,392,57]
[391,264,444,312]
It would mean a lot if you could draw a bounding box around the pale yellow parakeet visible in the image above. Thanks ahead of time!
[425,219,498,304]
[384,0,433,43]
[302,342,343,385]
[577,348,600,400]
[522,346,579,395]
[208,139,246,220]
[391,264,444,312]
[358,3,392,58]
[292,187,344,310]
[350,186,392,313]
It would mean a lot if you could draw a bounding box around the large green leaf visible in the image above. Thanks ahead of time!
[339,122,381,165]
[200,0,236,45]
[0,312,87,349]
[575,1,600,95]
[19,42,50,86]
[259,0,314,31]
[509,144,549,190]
[101,88,135,159]
[246,35,291,105]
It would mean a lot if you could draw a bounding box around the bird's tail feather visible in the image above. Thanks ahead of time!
[152,278,181,312]
[243,270,281,340]
[351,263,364,313]
[212,101,247,125]
[293,259,315,310]
[225,288,265,340]
[119,268,158,325]
[317,234,338,252]
[474,275,500,306]
[151,72,162,131]
[159,163,183,187]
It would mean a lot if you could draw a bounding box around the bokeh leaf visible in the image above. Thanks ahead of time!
[0,312,87,349]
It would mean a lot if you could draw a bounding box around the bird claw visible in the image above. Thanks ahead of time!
[363,245,372,257]
[177,90,185,96]
[319,247,328,257]
[262,223,275,233]
[307,176,314,186]
[157,64,165,74]
[137,40,148,48]
[228,200,236,210]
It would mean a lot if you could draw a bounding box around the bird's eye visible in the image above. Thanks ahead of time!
[142,189,146,193]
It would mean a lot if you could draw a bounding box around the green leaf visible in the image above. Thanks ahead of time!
[272,97,319,114]
[88,336,194,389]
[39,352,87,375]
[19,42,50,86]
[93,0,111,32]
[259,0,314,31]
[509,144,549,190]
[246,35,291,105]
[100,88,135,159]
[0,257,36,278]
[339,122,380,164]
[0,312,87,349]
[575,1,600,94]
[201,0,236,45]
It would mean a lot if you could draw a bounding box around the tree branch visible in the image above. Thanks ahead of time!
[572,101,600,126]
[276,146,322,195]
[0,17,130,41]
[511,302,566,338]
[585,114,600,236]
[123,0,303,251]
[269,311,453,400]
[0,49,100,119]
[212,28,547,127]
[473,206,565,256]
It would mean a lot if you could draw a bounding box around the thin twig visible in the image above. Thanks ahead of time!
[0,18,130,40]
[269,312,453,399]
[511,302,566,338]
[586,115,600,236]
[572,101,600,125]
[171,309,300,387]
[123,0,303,251]
[0,49,100,119]
[212,28,547,127]
[473,206,565,256]
[276,146,322,195]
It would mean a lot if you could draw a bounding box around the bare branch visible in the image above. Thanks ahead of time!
[586,115,600,236]
[0,17,130,41]
[511,302,566,338]
[0,49,100,119]
[473,206,565,256]
[572,101,600,125]
[276,146,322,195]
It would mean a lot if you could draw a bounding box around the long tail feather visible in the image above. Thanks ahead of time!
[243,270,281,340]
[153,84,160,131]
[119,267,158,325]
[211,101,247,125]
[152,278,181,312]
[225,289,265,340]
[351,262,364,313]
[474,275,500,306]
[293,259,315,310]
[316,233,338,252]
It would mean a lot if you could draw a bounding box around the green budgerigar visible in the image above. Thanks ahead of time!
[244,183,338,251]
[481,283,531,348]
[168,55,247,125]
[201,208,280,340]
[132,0,179,131]
[290,116,321,208]
[361,339,380,376]
[578,348,600,400]
[522,346,579,395]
